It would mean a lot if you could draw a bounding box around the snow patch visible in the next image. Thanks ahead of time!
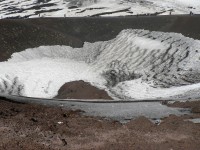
[187,118,200,124]
[1,29,200,100]
[0,58,106,98]
[129,36,167,51]
[112,79,200,100]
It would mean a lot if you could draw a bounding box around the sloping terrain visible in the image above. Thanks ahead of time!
[1,27,200,100]
[55,80,113,99]
[1,16,200,100]
[1,16,200,62]
[0,0,200,19]
[0,13,200,150]
[0,99,200,150]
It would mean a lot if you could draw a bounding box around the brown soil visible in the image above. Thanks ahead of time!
[55,80,112,100]
[0,99,200,150]
[167,101,200,113]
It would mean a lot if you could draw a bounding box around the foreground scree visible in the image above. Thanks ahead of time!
[0,99,200,150]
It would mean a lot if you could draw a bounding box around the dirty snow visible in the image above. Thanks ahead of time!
[0,0,200,19]
[1,29,200,100]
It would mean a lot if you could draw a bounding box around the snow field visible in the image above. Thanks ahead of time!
[1,0,200,19]
[1,29,200,100]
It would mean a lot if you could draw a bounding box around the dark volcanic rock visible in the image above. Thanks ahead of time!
[55,80,113,100]
[1,16,200,61]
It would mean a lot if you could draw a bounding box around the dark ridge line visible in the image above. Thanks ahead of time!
[23,3,56,10]
[178,49,190,64]
[5,3,57,16]
[134,49,157,68]
[35,8,62,15]
[90,8,131,17]
[76,7,106,14]
[152,38,183,73]
[0,95,182,104]
[0,97,25,104]
[180,76,195,84]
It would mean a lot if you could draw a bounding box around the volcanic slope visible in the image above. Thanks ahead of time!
[1,0,200,19]
[1,29,200,100]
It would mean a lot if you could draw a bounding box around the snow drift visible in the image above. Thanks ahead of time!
[1,0,200,19]
[1,29,200,100]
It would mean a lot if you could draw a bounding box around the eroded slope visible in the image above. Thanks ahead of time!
[1,29,200,100]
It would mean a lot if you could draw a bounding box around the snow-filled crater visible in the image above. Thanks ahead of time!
[1,29,200,100]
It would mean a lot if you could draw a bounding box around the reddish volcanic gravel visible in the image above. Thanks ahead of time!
[167,101,200,113]
[0,99,200,150]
